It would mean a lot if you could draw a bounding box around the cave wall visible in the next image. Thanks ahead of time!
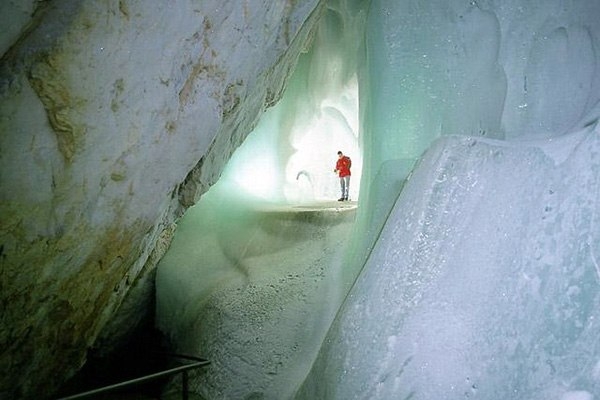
[0,0,324,398]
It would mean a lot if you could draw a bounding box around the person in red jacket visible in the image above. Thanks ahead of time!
[334,150,352,201]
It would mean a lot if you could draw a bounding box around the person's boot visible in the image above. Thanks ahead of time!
[344,197,348,201]
[338,197,344,201]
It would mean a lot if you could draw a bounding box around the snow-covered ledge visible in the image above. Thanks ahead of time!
[0,1,324,397]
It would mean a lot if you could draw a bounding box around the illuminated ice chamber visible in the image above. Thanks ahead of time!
[156,1,365,399]
[157,0,600,399]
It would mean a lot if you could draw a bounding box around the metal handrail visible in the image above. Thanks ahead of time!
[56,354,210,400]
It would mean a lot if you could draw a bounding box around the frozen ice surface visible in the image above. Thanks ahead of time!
[561,392,594,400]
[295,124,600,399]
[156,183,357,399]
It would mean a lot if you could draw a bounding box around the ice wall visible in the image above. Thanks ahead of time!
[355,0,600,265]
[297,126,600,399]
[297,0,600,398]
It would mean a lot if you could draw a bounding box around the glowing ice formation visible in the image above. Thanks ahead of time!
[220,70,360,204]
[221,5,363,204]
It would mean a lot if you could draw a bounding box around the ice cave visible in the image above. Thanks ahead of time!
[2,0,600,399]
[157,1,600,399]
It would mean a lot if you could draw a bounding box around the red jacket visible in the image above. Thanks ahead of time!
[336,156,352,177]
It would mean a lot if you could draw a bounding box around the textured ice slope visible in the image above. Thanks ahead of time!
[297,124,600,399]
[156,187,357,399]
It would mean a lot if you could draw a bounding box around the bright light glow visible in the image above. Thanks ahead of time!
[221,69,361,204]
[285,75,361,202]
[221,109,283,201]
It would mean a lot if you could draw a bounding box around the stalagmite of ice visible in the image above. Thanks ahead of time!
[295,124,600,399]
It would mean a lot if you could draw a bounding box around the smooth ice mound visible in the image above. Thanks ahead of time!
[296,123,600,400]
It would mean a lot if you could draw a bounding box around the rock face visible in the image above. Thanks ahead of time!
[0,0,324,398]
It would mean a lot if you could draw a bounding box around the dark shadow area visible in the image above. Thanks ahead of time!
[54,316,171,399]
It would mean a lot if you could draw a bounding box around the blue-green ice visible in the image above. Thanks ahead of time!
[157,1,600,399]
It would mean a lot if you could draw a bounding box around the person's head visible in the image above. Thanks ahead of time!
[337,151,343,158]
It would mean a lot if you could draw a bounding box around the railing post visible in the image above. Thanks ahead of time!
[182,370,189,400]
